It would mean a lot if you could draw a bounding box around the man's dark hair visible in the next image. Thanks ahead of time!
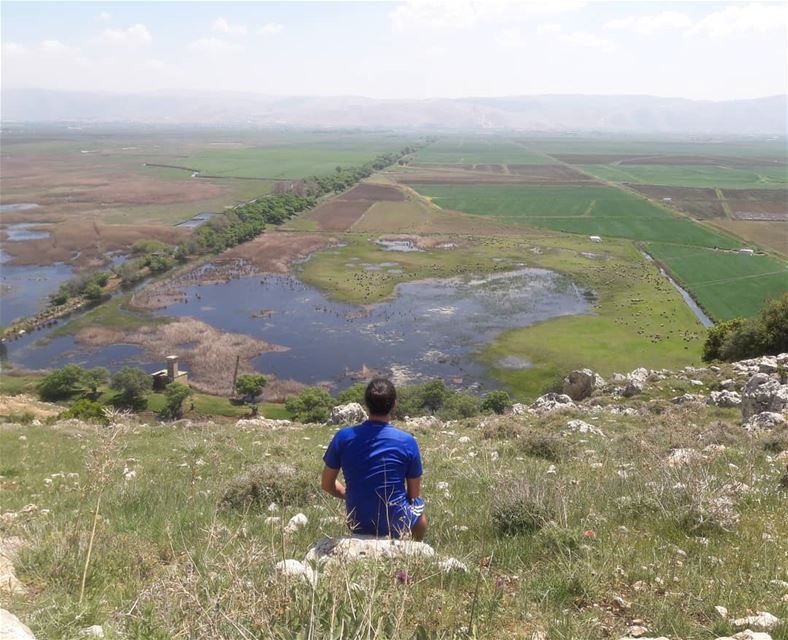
[364,378,396,416]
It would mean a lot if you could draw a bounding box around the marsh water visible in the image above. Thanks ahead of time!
[3,267,591,389]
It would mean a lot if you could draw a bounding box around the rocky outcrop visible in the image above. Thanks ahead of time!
[622,367,651,397]
[235,417,292,429]
[563,419,605,438]
[741,373,788,420]
[0,609,36,640]
[529,393,575,413]
[330,402,368,426]
[743,411,786,432]
[0,538,26,596]
[707,390,742,408]
[562,369,606,401]
[305,536,436,564]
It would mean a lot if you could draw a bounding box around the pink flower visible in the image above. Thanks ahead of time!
[396,570,411,584]
[583,529,597,540]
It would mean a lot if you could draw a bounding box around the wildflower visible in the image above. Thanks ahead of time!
[396,570,411,584]
[583,529,596,540]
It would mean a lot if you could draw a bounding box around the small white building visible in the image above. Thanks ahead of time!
[589,235,602,243]
[739,248,755,256]
[662,197,672,202]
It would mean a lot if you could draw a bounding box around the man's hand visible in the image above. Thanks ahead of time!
[321,466,346,500]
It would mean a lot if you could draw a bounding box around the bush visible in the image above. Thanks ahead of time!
[335,382,366,406]
[221,463,316,510]
[703,293,788,362]
[518,431,570,462]
[439,393,481,420]
[111,367,152,410]
[285,387,333,423]
[160,383,192,420]
[481,390,511,415]
[235,374,267,403]
[37,364,89,401]
[59,399,109,425]
[492,479,558,536]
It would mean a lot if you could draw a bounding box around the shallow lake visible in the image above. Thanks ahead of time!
[0,258,74,325]
[3,268,591,390]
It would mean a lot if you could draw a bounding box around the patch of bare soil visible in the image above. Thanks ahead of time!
[0,395,61,419]
[307,199,372,231]
[1,222,187,268]
[342,184,405,202]
[75,318,287,395]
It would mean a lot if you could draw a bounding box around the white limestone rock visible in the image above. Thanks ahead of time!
[305,536,436,564]
[330,403,368,426]
[529,393,575,413]
[707,391,742,408]
[741,374,788,420]
[730,612,781,631]
[235,417,292,429]
[275,559,316,587]
[563,419,606,438]
[0,609,36,640]
[667,448,705,467]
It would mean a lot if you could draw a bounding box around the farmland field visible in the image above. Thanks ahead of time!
[413,138,553,165]
[645,243,788,320]
[577,163,787,189]
[413,183,741,247]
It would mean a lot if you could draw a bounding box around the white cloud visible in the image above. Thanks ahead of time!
[213,17,247,36]
[2,42,27,56]
[537,23,561,35]
[390,0,585,32]
[687,2,788,38]
[188,37,240,54]
[97,24,152,47]
[606,11,692,34]
[96,11,112,22]
[40,40,72,53]
[258,23,284,36]
[560,30,615,52]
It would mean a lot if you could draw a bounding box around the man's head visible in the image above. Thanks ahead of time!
[364,377,396,418]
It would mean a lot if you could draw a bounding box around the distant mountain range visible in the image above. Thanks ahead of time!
[2,89,786,135]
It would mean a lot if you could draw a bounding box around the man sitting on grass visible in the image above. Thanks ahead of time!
[321,377,427,540]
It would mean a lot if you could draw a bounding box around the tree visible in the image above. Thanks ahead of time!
[481,390,511,415]
[420,380,450,414]
[83,367,109,399]
[37,364,88,401]
[336,382,366,406]
[110,367,152,410]
[285,387,334,423]
[83,282,104,301]
[235,373,267,403]
[702,319,746,362]
[160,382,192,420]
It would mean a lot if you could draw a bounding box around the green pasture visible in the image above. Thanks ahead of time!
[579,164,787,189]
[415,184,740,248]
[645,243,788,321]
[414,138,553,165]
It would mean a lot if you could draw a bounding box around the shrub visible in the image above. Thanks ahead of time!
[235,374,267,403]
[492,479,558,536]
[160,383,192,421]
[335,382,366,406]
[285,387,333,423]
[37,364,88,401]
[481,390,511,415]
[111,367,152,410]
[518,431,569,462]
[59,399,109,425]
[439,393,481,420]
[221,463,316,510]
[703,293,788,362]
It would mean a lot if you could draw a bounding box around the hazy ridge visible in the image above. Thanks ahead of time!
[2,89,786,134]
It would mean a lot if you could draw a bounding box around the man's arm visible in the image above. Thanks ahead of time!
[321,466,346,500]
[406,476,421,501]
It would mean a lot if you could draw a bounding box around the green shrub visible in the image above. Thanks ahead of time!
[37,364,88,401]
[160,383,192,421]
[59,399,109,424]
[492,479,557,536]
[439,393,481,420]
[518,431,569,462]
[235,374,267,403]
[335,382,366,406]
[111,367,152,410]
[221,463,316,510]
[481,390,511,415]
[285,387,333,423]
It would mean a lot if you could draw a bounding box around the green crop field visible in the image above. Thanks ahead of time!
[578,164,788,189]
[645,243,788,321]
[182,139,405,179]
[414,138,553,165]
[415,184,740,248]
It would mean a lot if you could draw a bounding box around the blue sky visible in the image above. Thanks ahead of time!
[2,1,786,100]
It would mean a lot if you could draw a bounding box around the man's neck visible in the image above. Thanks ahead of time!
[368,414,390,423]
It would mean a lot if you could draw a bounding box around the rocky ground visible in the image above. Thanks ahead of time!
[0,355,786,639]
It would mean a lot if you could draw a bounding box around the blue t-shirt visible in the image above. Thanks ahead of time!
[323,420,423,537]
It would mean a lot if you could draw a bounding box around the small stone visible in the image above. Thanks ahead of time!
[730,612,780,631]
[627,625,648,637]
[275,559,316,587]
[715,606,729,618]
[438,557,468,573]
[80,625,105,638]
